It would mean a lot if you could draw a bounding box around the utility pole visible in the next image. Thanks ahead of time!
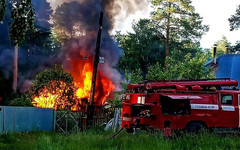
[86,11,103,128]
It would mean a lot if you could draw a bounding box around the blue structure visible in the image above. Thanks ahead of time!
[0,106,55,133]
[205,54,240,89]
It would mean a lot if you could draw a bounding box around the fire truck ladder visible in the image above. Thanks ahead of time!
[128,78,238,92]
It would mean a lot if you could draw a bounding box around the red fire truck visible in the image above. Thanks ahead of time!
[121,79,240,133]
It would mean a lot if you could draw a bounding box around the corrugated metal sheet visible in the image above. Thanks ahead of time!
[0,106,55,133]
[216,54,240,88]
[205,54,240,89]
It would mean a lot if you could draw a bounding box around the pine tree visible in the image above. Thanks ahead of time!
[150,0,208,59]
[1,0,35,92]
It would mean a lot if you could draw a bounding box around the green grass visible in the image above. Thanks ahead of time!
[1,128,240,150]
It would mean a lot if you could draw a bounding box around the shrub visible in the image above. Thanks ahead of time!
[9,93,33,107]
[30,65,78,110]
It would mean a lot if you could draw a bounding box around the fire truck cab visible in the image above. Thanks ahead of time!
[121,79,240,133]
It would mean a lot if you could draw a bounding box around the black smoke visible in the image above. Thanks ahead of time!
[0,0,147,93]
[0,0,56,93]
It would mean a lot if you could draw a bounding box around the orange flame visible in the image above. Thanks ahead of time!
[32,55,115,110]
[76,63,92,99]
[74,62,115,106]
[32,81,80,110]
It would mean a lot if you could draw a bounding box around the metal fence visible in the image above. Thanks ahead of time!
[55,107,122,134]
[0,106,121,134]
[0,106,55,134]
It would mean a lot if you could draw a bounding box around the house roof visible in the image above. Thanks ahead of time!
[205,54,240,88]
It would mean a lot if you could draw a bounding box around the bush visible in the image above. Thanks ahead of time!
[30,65,78,110]
[9,93,33,107]
[108,92,123,108]
[30,65,74,96]
[0,71,14,105]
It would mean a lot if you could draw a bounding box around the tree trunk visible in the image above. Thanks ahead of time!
[166,24,170,57]
[13,42,18,92]
[166,2,172,58]
[165,2,171,71]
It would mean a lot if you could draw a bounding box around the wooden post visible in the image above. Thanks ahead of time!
[86,11,104,128]
[13,42,18,92]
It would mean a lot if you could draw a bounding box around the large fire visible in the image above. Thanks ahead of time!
[32,80,79,110]
[32,55,115,111]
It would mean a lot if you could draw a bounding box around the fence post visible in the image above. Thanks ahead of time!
[113,110,120,132]
[53,110,56,131]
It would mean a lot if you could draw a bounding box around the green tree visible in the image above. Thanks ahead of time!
[1,0,35,92]
[231,41,240,53]
[0,0,6,22]
[9,93,33,107]
[21,0,60,57]
[108,92,123,108]
[146,53,213,80]
[116,19,165,75]
[150,0,208,59]
[229,4,240,31]
[0,71,13,105]
[30,65,77,110]
[10,0,35,92]
[51,2,84,42]
[121,69,143,91]
[211,36,231,57]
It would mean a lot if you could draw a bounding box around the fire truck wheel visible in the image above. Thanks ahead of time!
[187,122,205,134]
[126,128,134,134]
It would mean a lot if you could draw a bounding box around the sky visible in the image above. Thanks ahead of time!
[113,0,240,49]
[46,0,240,49]
[192,0,240,49]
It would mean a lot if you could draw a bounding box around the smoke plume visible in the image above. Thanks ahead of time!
[51,0,147,93]
[48,0,148,32]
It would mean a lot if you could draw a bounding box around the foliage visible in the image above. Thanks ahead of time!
[21,0,60,56]
[9,93,33,107]
[9,0,35,45]
[0,0,6,22]
[231,41,240,54]
[1,131,240,150]
[122,68,143,88]
[30,65,73,94]
[51,2,86,42]
[229,5,240,31]
[30,65,77,109]
[0,72,14,105]
[150,0,209,58]
[211,36,231,57]
[127,69,144,84]
[146,53,214,80]
[108,92,123,108]
[169,40,202,62]
[22,30,61,56]
[116,19,165,74]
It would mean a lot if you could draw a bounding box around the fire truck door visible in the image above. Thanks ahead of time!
[219,94,238,127]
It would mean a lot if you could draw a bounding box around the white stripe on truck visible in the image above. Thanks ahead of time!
[191,104,219,110]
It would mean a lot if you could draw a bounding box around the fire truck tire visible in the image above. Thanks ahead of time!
[187,122,205,133]
[126,128,134,133]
